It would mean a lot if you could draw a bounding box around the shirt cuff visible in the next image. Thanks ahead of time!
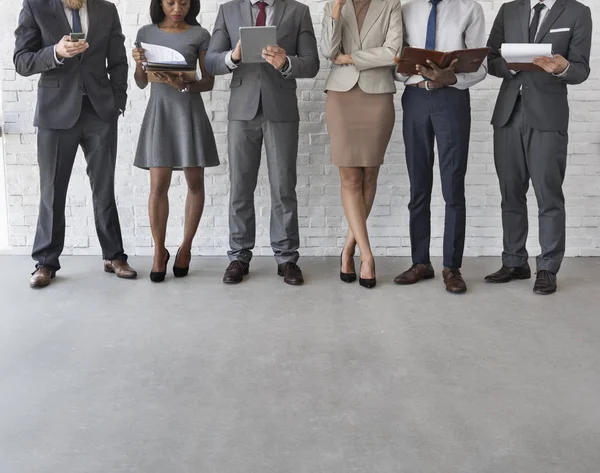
[280,56,292,77]
[554,62,570,78]
[225,50,238,70]
[53,46,64,65]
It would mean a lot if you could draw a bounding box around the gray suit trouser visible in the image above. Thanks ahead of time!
[32,97,126,271]
[227,107,300,265]
[493,97,568,274]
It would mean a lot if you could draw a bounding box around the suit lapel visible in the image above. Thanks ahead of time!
[240,0,253,27]
[272,0,287,29]
[51,0,71,35]
[536,0,567,43]
[86,0,99,44]
[342,1,360,46]
[359,0,385,42]
[520,0,530,43]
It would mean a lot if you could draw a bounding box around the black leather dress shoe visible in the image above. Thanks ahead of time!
[533,270,557,295]
[278,262,304,286]
[223,261,249,284]
[485,262,531,283]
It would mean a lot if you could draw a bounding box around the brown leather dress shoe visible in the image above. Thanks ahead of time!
[104,259,138,279]
[223,260,249,284]
[278,262,304,286]
[394,263,435,285]
[442,268,467,294]
[29,266,56,289]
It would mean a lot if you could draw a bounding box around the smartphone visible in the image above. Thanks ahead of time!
[70,32,86,42]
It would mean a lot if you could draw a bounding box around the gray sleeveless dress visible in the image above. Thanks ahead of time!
[134,24,219,169]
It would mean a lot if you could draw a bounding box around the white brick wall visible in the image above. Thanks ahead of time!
[1,0,599,257]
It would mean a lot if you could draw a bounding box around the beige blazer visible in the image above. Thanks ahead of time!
[320,0,403,94]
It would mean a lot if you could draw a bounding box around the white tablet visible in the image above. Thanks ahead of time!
[240,26,277,63]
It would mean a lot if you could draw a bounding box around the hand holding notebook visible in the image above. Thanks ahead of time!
[395,47,490,75]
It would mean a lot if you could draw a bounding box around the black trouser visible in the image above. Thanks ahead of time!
[493,97,568,274]
[402,86,471,269]
[32,97,126,270]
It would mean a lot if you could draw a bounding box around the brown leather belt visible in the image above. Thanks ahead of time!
[407,81,447,90]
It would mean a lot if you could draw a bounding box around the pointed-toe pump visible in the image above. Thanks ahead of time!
[359,260,377,289]
[150,250,170,283]
[173,248,190,278]
[340,251,357,283]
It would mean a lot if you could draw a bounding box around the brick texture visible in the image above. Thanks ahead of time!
[1,0,599,257]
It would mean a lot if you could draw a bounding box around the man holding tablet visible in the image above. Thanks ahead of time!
[206,0,319,286]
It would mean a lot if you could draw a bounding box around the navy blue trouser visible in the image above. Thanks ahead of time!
[401,86,471,269]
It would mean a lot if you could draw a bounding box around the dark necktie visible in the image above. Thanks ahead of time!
[71,8,83,34]
[529,3,545,43]
[425,0,441,50]
[256,2,267,27]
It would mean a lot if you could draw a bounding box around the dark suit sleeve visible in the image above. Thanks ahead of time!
[13,0,61,77]
[205,5,233,76]
[288,6,319,79]
[557,6,592,85]
[107,3,128,112]
[486,4,514,80]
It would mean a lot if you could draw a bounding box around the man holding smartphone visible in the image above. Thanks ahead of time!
[14,0,137,288]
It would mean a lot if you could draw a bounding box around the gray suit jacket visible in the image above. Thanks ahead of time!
[205,0,319,122]
[13,0,128,130]
[487,0,592,132]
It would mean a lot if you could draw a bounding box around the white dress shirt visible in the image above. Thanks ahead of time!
[396,0,488,90]
[54,0,89,63]
[225,0,292,75]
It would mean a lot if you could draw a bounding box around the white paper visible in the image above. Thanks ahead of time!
[501,43,553,64]
[140,42,186,65]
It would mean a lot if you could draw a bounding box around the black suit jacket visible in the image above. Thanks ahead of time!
[13,0,128,129]
[487,0,592,132]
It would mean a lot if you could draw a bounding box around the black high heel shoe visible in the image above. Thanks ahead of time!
[150,250,170,283]
[340,251,357,283]
[359,259,376,289]
[173,248,190,278]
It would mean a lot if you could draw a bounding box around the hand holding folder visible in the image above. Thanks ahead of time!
[395,47,490,75]
[136,41,198,83]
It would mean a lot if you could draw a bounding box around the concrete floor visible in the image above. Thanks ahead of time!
[0,256,599,473]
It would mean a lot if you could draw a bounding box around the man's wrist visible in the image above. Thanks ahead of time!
[53,45,64,64]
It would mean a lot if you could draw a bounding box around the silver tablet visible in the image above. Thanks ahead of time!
[239,26,277,63]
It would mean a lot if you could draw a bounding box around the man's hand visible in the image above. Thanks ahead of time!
[154,72,190,91]
[416,59,458,86]
[333,54,354,65]
[231,40,242,63]
[132,47,147,66]
[532,54,569,74]
[262,45,287,70]
[55,35,88,59]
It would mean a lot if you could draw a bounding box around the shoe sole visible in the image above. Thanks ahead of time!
[533,288,556,295]
[446,287,467,294]
[394,273,435,285]
[104,267,137,279]
[485,274,532,283]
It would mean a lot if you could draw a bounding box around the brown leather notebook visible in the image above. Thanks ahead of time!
[395,47,490,75]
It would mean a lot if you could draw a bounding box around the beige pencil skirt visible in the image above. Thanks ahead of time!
[326,85,395,167]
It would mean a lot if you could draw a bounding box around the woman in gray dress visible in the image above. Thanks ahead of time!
[132,0,219,282]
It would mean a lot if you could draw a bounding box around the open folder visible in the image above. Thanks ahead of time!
[501,43,553,72]
[139,42,197,83]
[395,47,490,75]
